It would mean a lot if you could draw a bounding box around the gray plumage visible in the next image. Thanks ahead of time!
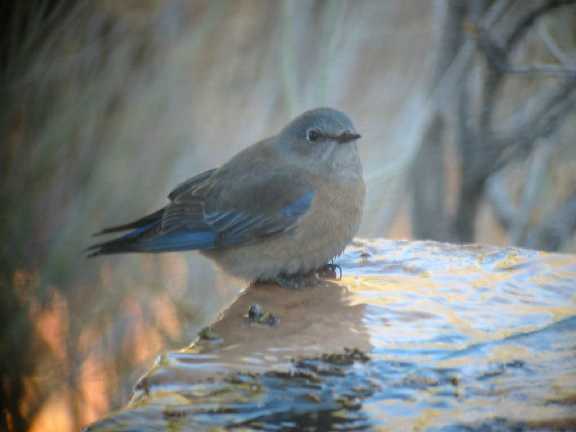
[88,107,365,286]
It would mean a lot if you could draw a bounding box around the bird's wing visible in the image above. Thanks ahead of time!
[87,135,316,256]
[162,170,315,248]
[168,168,217,201]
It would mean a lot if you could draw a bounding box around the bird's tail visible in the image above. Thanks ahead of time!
[85,210,163,257]
[86,207,216,257]
[92,209,164,236]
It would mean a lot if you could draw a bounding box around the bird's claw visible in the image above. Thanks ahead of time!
[258,262,343,289]
[270,272,321,289]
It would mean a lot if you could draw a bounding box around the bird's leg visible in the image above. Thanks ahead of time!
[270,271,320,289]
[316,261,342,280]
[259,261,342,289]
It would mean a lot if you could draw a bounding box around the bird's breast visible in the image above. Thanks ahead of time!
[293,174,365,260]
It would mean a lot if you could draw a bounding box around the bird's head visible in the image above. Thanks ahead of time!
[277,107,362,172]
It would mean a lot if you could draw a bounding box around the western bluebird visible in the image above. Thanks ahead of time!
[87,108,365,288]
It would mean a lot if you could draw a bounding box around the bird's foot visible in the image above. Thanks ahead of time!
[270,272,320,290]
[316,262,342,280]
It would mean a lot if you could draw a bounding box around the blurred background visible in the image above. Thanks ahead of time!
[1,0,575,430]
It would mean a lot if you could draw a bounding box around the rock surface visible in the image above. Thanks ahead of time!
[85,239,576,431]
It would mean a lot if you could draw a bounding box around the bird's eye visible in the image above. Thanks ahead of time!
[306,129,322,142]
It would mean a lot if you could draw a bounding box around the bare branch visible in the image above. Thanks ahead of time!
[538,21,574,66]
[504,0,576,52]
[413,0,576,246]
[486,174,517,231]
[411,0,469,240]
[411,113,449,240]
[494,78,576,165]
[510,144,553,244]
[491,62,576,78]
[525,190,576,250]
[482,0,516,27]
[489,163,576,251]
[476,27,576,78]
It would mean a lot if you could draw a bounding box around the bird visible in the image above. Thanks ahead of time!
[87,107,365,289]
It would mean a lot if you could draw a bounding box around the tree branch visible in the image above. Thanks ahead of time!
[504,0,576,51]
[525,190,576,250]
[411,113,449,240]
[538,20,574,66]
[486,174,517,232]
[476,26,576,78]
[410,0,469,240]
[493,78,576,171]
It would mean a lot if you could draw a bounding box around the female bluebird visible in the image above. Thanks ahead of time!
[87,108,365,288]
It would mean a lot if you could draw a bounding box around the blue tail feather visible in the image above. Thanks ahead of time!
[140,229,216,251]
[87,220,215,257]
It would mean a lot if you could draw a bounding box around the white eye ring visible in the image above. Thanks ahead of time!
[306,129,322,142]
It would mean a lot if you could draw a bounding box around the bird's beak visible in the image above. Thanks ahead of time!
[336,131,362,143]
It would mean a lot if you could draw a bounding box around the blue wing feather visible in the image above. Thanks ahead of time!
[281,191,315,218]
[140,229,216,251]
[205,190,315,247]
[120,221,158,239]
[89,190,315,256]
